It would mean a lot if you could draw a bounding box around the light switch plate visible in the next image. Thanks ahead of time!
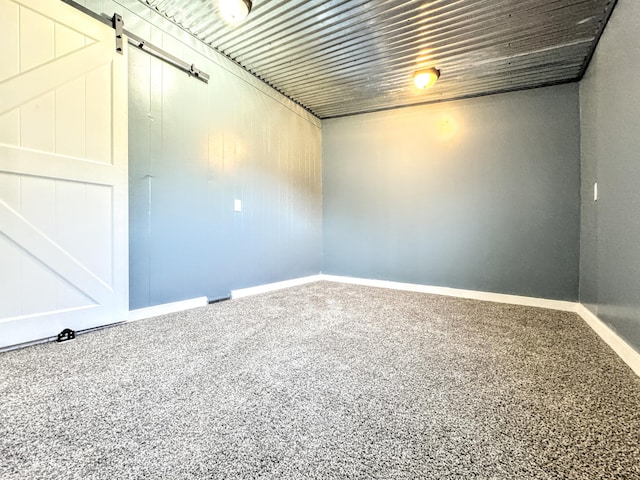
[234,199,242,212]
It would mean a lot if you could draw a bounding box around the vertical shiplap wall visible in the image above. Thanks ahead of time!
[78,0,322,308]
[580,0,640,352]
[323,84,581,301]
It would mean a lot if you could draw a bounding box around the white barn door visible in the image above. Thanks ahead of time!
[0,0,128,348]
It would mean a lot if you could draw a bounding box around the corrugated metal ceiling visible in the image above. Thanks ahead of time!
[139,0,617,118]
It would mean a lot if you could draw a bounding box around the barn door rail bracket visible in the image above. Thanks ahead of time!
[60,0,209,83]
[126,29,210,83]
[112,13,124,54]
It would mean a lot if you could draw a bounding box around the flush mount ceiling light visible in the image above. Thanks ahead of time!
[219,0,253,23]
[413,67,440,89]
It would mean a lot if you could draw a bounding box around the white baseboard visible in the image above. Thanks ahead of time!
[575,304,640,378]
[319,274,640,378]
[231,275,323,299]
[174,274,640,379]
[318,274,577,312]
[128,296,208,322]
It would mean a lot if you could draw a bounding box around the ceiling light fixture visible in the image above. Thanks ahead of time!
[413,67,440,89]
[219,0,253,23]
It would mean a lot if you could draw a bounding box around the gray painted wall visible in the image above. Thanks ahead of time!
[579,0,640,351]
[323,84,581,300]
[81,0,322,309]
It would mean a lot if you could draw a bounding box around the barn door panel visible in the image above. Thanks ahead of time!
[0,0,128,348]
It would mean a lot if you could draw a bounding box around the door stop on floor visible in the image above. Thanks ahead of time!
[57,329,76,343]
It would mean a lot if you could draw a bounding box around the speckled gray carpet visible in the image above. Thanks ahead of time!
[1,281,640,479]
